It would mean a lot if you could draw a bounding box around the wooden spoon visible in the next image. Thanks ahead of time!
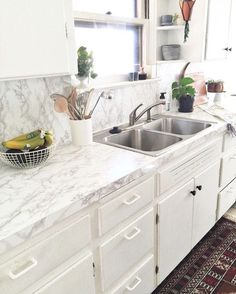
[54,97,81,120]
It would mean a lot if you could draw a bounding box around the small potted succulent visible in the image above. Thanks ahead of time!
[207,80,224,93]
[172,77,196,112]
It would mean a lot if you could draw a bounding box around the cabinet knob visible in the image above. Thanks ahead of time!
[228,48,232,52]
[196,185,202,191]
[223,47,229,51]
[190,190,196,196]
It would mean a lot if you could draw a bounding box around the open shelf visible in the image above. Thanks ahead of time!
[156,25,184,31]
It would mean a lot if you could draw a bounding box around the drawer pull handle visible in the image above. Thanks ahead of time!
[8,258,38,280]
[124,227,141,240]
[126,276,142,291]
[123,194,141,206]
[190,190,196,196]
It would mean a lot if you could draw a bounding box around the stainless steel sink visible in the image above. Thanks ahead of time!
[94,115,215,156]
[144,117,211,135]
[103,129,182,154]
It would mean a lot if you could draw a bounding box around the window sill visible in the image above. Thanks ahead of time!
[94,78,160,89]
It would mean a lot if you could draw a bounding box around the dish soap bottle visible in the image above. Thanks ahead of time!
[159,92,166,113]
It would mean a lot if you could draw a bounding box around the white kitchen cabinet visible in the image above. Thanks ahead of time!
[158,160,221,283]
[217,132,236,219]
[0,0,77,81]
[98,177,154,235]
[205,0,234,60]
[147,0,207,64]
[108,255,155,294]
[99,208,154,291]
[157,180,194,283]
[0,214,91,294]
[33,253,95,294]
[217,179,236,220]
[192,161,220,247]
[220,151,236,188]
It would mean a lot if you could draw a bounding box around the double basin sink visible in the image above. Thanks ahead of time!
[94,116,213,156]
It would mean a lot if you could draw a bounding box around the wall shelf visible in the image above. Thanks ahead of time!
[156,25,184,31]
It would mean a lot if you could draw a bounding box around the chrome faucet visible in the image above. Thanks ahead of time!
[129,102,166,126]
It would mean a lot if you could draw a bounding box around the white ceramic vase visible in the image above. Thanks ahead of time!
[70,118,93,146]
[77,76,89,91]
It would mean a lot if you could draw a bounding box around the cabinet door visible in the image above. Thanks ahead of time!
[205,0,232,60]
[157,180,194,283]
[34,254,95,294]
[0,0,76,80]
[192,161,220,247]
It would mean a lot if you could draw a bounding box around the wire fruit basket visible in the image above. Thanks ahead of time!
[0,144,56,169]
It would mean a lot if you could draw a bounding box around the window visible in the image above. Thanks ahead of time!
[73,0,146,82]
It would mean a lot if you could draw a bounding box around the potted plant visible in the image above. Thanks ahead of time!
[207,80,224,93]
[77,46,97,88]
[172,77,196,112]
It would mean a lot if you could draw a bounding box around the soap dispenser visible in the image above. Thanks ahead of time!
[159,92,166,113]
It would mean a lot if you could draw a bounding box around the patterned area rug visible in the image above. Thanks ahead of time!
[154,218,236,294]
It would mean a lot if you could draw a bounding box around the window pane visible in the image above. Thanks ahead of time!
[73,0,137,18]
[74,22,141,77]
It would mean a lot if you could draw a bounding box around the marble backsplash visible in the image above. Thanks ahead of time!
[0,76,160,145]
[0,59,228,146]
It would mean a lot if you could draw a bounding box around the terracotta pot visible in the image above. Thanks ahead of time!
[207,82,224,93]
[178,95,194,112]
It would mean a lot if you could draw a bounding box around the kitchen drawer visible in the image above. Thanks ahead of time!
[33,253,95,294]
[0,215,91,294]
[98,177,154,235]
[108,255,155,294]
[223,133,236,153]
[220,151,236,187]
[217,179,236,220]
[99,208,154,291]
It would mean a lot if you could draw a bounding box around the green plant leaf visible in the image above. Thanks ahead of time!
[172,88,180,100]
[172,81,179,89]
[185,86,196,96]
[180,77,194,86]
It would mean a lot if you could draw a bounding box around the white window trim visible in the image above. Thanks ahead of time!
[74,11,147,26]
[73,1,149,85]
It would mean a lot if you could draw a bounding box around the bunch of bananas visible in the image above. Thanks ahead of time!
[2,130,54,151]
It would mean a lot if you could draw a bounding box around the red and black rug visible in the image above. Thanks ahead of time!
[154,218,236,294]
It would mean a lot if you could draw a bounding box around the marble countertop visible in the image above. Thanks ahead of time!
[0,107,227,254]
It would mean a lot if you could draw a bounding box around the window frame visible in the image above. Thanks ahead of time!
[73,0,148,84]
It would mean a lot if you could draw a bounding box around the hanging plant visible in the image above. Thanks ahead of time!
[179,0,196,42]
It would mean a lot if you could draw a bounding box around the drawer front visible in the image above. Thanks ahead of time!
[33,253,95,294]
[98,177,154,235]
[220,151,236,187]
[110,255,155,294]
[223,133,236,153]
[158,139,222,194]
[99,209,154,291]
[0,215,91,294]
[217,179,236,220]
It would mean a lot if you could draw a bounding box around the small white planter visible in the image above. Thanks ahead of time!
[70,118,93,146]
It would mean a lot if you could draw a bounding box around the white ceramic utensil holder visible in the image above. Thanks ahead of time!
[70,118,93,146]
